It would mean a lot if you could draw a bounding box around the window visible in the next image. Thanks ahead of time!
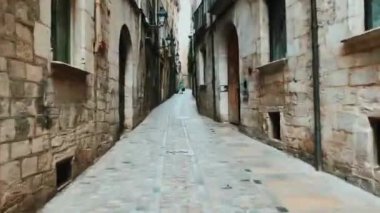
[365,0,380,30]
[369,117,380,166]
[269,112,281,140]
[267,0,287,61]
[51,0,72,63]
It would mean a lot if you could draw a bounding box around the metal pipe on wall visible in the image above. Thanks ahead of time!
[210,13,217,121]
[94,0,102,52]
[310,0,323,171]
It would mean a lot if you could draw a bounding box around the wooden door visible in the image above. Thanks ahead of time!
[227,29,240,124]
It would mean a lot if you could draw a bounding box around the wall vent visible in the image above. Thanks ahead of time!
[369,117,380,165]
[56,157,73,189]
[269,112,281,140]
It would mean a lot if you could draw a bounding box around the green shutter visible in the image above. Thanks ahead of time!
[372,0,380,28]
[365,0,380,30]
[268,0,287,61]
[52,0,71,63]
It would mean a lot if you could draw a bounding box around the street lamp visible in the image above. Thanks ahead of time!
[166,35,175,42]
[157,6,168,27]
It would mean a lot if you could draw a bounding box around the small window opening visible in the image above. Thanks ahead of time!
[369,117,380,165]
[56,157,73,188]
[269,112,281,140]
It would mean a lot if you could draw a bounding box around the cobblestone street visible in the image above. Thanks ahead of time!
[41,91,380,213]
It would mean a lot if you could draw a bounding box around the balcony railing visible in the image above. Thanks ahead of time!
[193,1,207,32]
[207,0,236,15]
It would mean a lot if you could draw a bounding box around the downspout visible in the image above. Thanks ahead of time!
[94,0,102,52]
[311,0,322,170]
[192,36,199,105]
[137,0,142,109]
[155,0,161,107]
[210,13,217,121]
[94,0,101,140]
[192,37,197,98]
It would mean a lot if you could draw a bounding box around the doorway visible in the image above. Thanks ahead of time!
[118,25,131,137]
[227,25,241,124]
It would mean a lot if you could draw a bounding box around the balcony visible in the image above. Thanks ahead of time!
[207,0,236,15]
[193,1,207,33]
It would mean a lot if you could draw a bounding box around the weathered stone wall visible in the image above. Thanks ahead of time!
[196,0,314,156]
[108,0,158,129]
[318,0,380,194]
[0,0,159,212]
[196,34,215,119]
[195,0,380,195]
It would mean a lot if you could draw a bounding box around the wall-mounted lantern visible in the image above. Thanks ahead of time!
[166,34,175,43]
[157,6,168,27]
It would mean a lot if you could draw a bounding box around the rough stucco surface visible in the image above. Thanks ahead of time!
[194,0,380,195]
[0,0,160,212]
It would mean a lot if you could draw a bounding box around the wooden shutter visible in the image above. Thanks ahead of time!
[52,0,71,63]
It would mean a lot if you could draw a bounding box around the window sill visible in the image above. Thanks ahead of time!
[341,27,380,54]
[257,58,288,74]
[57,180,72,192]
[199,85,207,91]
[51,61,90,76]
[51,61,89,104]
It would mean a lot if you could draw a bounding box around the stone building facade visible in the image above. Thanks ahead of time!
[159,0,180,100]
[191,0,380,196]
[0,0,178,212]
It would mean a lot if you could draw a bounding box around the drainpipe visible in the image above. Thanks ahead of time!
[155,0,160,107]
[311,0,322,171]
[94,0,102,52]
[210,13,217,121]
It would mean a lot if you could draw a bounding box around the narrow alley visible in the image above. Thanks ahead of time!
[42,91,380,213]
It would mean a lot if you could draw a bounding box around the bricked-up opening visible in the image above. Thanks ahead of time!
[369,117,380,165]
[56,157,73,188]
[269,112,281,140]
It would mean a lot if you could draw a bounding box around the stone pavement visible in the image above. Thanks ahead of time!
[41,90,380,213]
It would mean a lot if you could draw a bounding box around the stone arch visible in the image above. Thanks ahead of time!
[118,24,132,136]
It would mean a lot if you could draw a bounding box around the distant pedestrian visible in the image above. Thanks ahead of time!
[178,80,185,94]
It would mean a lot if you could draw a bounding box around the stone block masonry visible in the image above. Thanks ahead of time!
[0,0,172,212]
[192,0,380,196]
